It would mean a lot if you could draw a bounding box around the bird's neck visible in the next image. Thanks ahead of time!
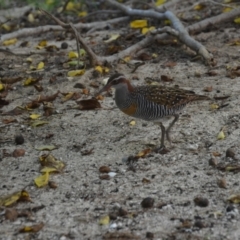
[115,82,134,109]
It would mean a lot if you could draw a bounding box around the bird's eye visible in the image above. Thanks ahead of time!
[112,80,118,84]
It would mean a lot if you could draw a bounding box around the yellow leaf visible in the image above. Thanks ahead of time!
[130,20,148,28]
[37,62,44,70]
[78,11,87,17]
[23,77,36,86]
[0,190,31,207]
[34,173,49,187]
[141,26,155,35]
[0,83,5,91]
[99,215,110,225]
[95,66,109,74]
[40,167,59,173]
[152,53,158,58]
[66,2,81,11]
[2,24,11,31]
[3,38,17,46]
[28,13,35,23]
[123,56,131,63]
[164,20,171,25]
[217,130,225,140]
[68,51,79,59]
[30,113,41,120]
[38,40,47,47]
[67,69,85,77]
[210,104,219,110]
[104,34,120,43]
[39,154,65,172]
[193,4,205,11]
[31,120,49,127]
[26,57,32,63]
[62,92,75,102]
[234,17,240,24]
[222,7,233,13]
[129,120,136,126]
[79,49,86,56]
[155,0,166,6]
[228,194,240,203]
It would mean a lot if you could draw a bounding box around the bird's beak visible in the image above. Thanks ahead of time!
[95,84,111,97]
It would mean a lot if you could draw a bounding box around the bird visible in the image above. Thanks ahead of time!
[96,73,210,152]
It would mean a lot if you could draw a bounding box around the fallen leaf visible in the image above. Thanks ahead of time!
[67,69,85,77]
[19,222,44,233]
[129,120,136,126]
[95,66,109,74]
[39,154,65,172]
[37,62,44,70]
[217,130,225,140]
[99,215,110,225]
[141,26,155,34]
[2,118,17,124]
[155,0,166,6]
[203,86,213,92]
[76,99,101,110]
[161,75,173,82]
[130,20,148,28]
[0,190,31,207]
[2,107,25,116]
[34,173,49,187]
[61,92,75,102]
[68,51,78,59]
[78,11,87,17]
[164,61,177,68]
[104,34,120,43]
[228,194,240,204]
[3,38,17,46]
[5,208,18,221]
[30,113,41,120]
[137,148,151,158]
[31,120,48,127]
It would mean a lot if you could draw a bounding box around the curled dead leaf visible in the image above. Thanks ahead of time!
[76,99,101,110]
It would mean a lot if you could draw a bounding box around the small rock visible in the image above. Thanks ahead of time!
[217,178,227,189]
[15,135,24,145]
[99,166,111,173]
[141,197,154,208]
[12,149,25,158]
[226,148,235,159]
[61,42,68,49]
[194,197,209,207]
[194,220,207,228]
[146,232,154,239]
[209,158,218,167]
[118,208,128,217]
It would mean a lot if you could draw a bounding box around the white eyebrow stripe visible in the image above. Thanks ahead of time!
[111,75,124,81]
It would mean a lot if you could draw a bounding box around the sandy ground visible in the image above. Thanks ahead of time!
[1,4,240,240]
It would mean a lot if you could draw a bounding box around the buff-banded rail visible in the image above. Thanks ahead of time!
[97,73,210,152]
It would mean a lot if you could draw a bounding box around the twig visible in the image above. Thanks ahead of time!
[0,13,129,42]
[188,7,240,34]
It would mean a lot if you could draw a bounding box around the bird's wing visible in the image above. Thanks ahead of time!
[137,85,207,108]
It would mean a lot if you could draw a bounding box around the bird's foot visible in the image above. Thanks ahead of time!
[154,145,170,154]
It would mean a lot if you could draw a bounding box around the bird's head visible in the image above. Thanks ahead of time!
[96,73,133,95]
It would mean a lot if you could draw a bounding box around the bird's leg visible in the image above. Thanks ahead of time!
[166,114,179,145]
[159,122,166,149]
[154,122,169,154]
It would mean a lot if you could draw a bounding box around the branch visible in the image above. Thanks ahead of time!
[188,7,240,34]
[106,0,212,63]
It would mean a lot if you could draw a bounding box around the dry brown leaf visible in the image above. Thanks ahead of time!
[76,99,101,110]
[5,208,18,221]
[19,222,44,233]
[161,75,173,82]
[164,61,177,68]
[2,107,25,116]
[203,86,213,92]
[2,118,17,124]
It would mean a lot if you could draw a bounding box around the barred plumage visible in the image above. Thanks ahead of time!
[97,73,210,152]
